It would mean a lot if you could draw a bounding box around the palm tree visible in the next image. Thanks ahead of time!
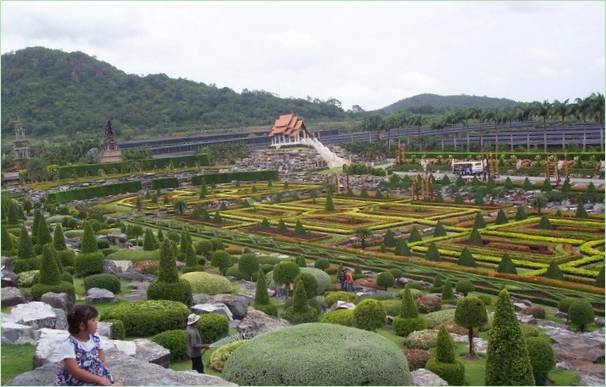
[355,228,373,249]
[589,93,605,124]
[532,100,551,126]
[551,99,569,124]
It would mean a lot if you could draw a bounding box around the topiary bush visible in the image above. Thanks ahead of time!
[196,313,229,343]
[455,279,474,296]
[353,299,386,331]
[83,273,120,294]
[30,281,76,300]
[455,296,488,356]
[320,308,355,327]
[376,271,395,290]
[568,299,595,331]
[210,340,246,372]
[104,319,125,339]
[56,250,75,267]
[282,279,319,324]
[238,253,259,281]
[426,326,465,385]
[223,323,412,385]
[151,329,188,361]
[253,302,278,317]
[294,272,318,299]
[324,291,357,306]
[147,279,193,306]
[75,252,104,276]
[526,337,555,385]
[181,271,232,294]
[380,299,402,317]
[104,300,189,337]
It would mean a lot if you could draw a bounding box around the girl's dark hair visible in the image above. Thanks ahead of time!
[67,304,98,335]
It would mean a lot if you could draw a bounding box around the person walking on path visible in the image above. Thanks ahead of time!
[185,313,209,373]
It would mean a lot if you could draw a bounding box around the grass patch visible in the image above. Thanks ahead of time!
[169,347,223,377]
[1,343,35,384]
[548,369,581,386]
[376,327,405,348]
[105,248,160,262]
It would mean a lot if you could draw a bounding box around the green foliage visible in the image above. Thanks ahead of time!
[282,279,319,324]
[52,224,67,251]
[196,313,229,343]
[425,326,464,385]
[49,181,143,204]
[425,242,440,261]
[557,297,581,314]
[157,240,178,282]
[353,299,386,331]
[192,171,279,186]
[7,200,19,225]
[146,278,192,305]
[441,279,454,301]
[408,226,422,242]
[320,309,355,327]
[376,271,395,290]
[39,244,61,285]
[324,291,357,306]
[435,325,455,363]
[515,205,528,220]
[211,250,233,275]
[389,268,405,279]
[104,319,125,340]
[18,225,34,259]
[293,219,307,236]
[495,209,508,224]
[30,281,75,300]
[497,253,517,274]
[222,323,411,385]
[238,253,259,281]
[324,191,335,211]
[36,213,52,247]
[383,229,397,247]
[314,259,330,271]
[395,239,411,256]
[473,212,486,228]
[543,261,563,280]
[253,302,278,317]
[272,260,300,288]
[393,315,427,337]
[151,329,188,361]
[400,288,419,318]
[526,337,556,385]
[457,247,477,267]
[294,272,319,299]
[504,177,514,189]
[430,275,443,293]
[1,225,14,252]
[568,299,595,331]
[575,203,589,219]
[83,273,121,294]
[596,266,604,288]
[455,296,487,355]
[254,270,270,305]
[455,279,474,296]
[74,252,104,276]
[294,256,307,267]
[538,215,553,229]
[485,289,535,385]
[523,177,534,191]
[151,177,179,190]
[181,271,232,294]
[195,239,213,256]
[210,340,246,372]
[104,300,190,337]
[468,228,483,245]
[541,178,553,192]
[433,221,447,237]
[80,222,98,254]
[143,229,157,251]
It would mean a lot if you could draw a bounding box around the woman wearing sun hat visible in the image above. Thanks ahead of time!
[185,313,208,373]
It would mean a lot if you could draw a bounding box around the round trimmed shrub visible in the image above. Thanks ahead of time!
[152,330,188,361]
[376,271,395,290]
[320,309,355,327]
[380,299,402,316]
[353,299,386,331]
[238,253,259,281]
[223,323,412,385]
[325,291,357,307]
[568,299,595,331]
[75,252,104,276]
[426,358,465,385]
[56,250,75,267]
[196,313,229,343]
[104,319,125,339]
[83,273,121,294]
[256,255,280,265]
[181,272,232,294]
[314,259,330,271]
[12,258,40,274]
[294,272,318,299]
[266,267,330,293]
[526,337,555,385]
[253,302,278,317]
[104,300,189,337]
[557,297,580,314]
[147,279,193,305]
[30,281,75,300]
[455,279,474,296]
[393,316,427,337]
[210,340,246,372]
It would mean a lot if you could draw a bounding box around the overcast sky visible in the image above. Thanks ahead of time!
[2,1,604,111]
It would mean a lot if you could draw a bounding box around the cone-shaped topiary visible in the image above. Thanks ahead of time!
[7,200,19,225]
[441,279,454,301]
[294,272,318,299]
[455,296,487,356]
[457,247,477,267]
[408,226,422,242]
[468,228,483,245]
[383,230,396,247]
[433,221,447,237]
[276,219,288,233]
[255,270,270,305]
[325,191,335,211]
[282,278,318,324]
[18,225,34,259]
[441,174,451,186]
[575,203,588,219]
[395,239,412,256]
[293,219,307,236]
[393,288,426,337]
[538,215,552,229]
[147,239,192,305]
[401,288,418,318]
[143,229,157,251]
[515,205,528,220]
[522,177,534,191]
[430,275,443,292]
[497,253,517,274]
[543,261,563,280]
[53,224,67,251]
[425,242,440,261]
[495,209,508,224]
[472,212,486,228]
[239,253,259,281]
[158,239,178,282]
[504,177,514,190]
[39,244,61,286]
[596,266,604,288]
[485,289,535,385]
[80,222,98,253]
[2,226,14,252]
[426,326,465,385]
[541,178,553,192]
[36,213,52,247]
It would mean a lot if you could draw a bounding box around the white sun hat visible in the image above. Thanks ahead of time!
[187,313,200,326]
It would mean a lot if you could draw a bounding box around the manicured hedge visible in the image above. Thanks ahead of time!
[151,329,188,361]
[320,309,355,327]
[30,281,75,300]
[83,273,121,294]
[75,253,105,276]
[223,323,411,385]
[181,272,232,294]
[151,177,179,190]
[192,170,278,185]
[104,300,190,337]
[49,181,142,204]
[196,313,229,343]
[210,340,246,372]
[56,154,210,179]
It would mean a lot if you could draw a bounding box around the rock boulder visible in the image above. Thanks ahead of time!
[86,288,116,303]
[40,292,73,313]
[236,307,290,339]
[1,287,26,307]
[3,302,67,330]
[192,293,251,320]
[411,368,448,386]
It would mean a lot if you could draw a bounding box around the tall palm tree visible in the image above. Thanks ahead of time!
[551,99,569,124]
[589,93,605,124]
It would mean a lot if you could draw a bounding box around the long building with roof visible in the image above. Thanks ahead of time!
[269,113,313,147]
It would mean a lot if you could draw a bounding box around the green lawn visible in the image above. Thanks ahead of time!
[1,344,35,384]
[169,347,223,377]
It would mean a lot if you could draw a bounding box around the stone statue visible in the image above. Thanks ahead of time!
[105,120,114,137]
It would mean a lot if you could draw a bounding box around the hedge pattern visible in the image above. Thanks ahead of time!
[49,181,142,203]
[192,170,278,185]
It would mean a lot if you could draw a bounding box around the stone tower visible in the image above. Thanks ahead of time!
[100,120,122,164]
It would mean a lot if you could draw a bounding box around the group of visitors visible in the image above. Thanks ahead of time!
[338,268,355,291]
[56,305,211,386]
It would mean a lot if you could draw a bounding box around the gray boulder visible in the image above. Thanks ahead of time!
[102,259,133,274]
[1,322,38,344]
[329,300,356,311]
[411,369,448,386]
[113,339,171,368]
[40,292,73,313]
[192,293,251,319]
[86,288,116,303]
[3,302,67,330]
[117,272,156,282]
[1,269,18,288]
[9,349,235,386]
[191,303,233,320]
[1,287,26,307]
[97,321,113,338]
[236,307,290,339]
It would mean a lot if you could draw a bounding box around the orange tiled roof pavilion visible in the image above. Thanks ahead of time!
[269,113,312,146]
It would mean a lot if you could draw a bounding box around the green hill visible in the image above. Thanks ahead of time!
[1,47,346,139]
[380,93,519,114]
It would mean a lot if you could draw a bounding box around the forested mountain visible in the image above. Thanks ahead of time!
[1,47,346,139]
[380,93,519,114]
